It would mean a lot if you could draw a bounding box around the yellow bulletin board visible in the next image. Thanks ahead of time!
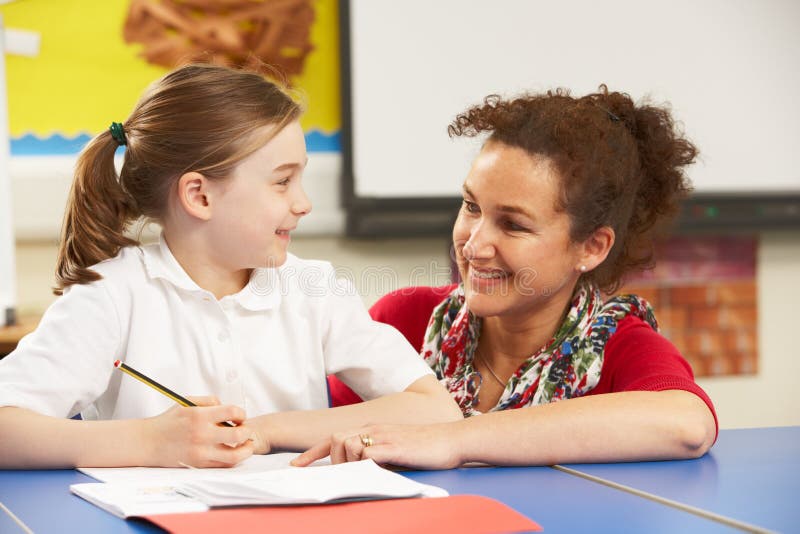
[1,0,341,154]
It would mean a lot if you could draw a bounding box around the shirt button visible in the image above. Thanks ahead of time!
[226,369,238,382]
[217,330,229,343]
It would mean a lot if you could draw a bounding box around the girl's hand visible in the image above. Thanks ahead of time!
[291,423,463,470]
[143,395,255,468]
[244,419,271,456]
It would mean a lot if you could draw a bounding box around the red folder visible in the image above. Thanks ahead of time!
[143,494,542,533]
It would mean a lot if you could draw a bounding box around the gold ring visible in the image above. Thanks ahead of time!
[359,433,374,447]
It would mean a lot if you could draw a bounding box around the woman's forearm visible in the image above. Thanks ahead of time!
[453,390,716,466]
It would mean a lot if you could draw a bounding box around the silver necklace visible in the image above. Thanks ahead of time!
[476,349,506,387]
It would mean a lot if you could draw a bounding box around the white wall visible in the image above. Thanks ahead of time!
[9,152,345,240]
[0,19,16,326]
[697,231,800,429]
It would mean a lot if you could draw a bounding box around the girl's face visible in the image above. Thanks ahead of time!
[453,141,584,319]
[209,120,311,270]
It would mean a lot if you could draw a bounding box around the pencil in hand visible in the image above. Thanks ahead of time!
[113,359,236,427]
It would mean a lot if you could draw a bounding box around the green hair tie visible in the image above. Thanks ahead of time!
[109,122,127,146]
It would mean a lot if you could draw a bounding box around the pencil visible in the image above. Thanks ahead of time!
[113,359,236,427]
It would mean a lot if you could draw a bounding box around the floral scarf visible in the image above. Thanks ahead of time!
[421,283,658,416]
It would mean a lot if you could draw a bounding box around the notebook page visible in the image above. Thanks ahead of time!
[178,459,448,506]
[70,482,208,518]
[71,460,448,518]
[78,452,330,483]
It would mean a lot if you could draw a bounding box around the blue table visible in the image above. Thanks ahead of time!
[562,426,800,533]
[0,470,161,533]
[405,466,737,533]
[0,427,792,533]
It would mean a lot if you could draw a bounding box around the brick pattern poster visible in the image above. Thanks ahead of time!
[618,236,758,378]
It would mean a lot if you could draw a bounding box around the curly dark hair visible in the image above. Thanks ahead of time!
[448,85,697,293]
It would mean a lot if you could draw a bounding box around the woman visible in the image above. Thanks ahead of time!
[296,86,717,469]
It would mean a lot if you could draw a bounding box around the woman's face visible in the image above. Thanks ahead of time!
[453,141,584,319]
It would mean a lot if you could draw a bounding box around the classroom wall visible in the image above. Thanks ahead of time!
[9,153,344,240]
[13,231,800,430]
[696,231,800,429]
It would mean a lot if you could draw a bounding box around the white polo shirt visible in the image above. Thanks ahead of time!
[0,239,432,420]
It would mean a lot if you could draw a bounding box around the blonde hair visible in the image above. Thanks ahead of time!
[56,64,302,294]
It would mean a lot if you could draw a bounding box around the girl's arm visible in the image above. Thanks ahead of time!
[0,400,254,469]
[247,375,462,454]
[0,278,254,469]
[293,389,716,468]
[245,270,460,454]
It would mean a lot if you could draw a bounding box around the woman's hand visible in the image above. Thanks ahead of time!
[142,395,256,468]
[291,422,464,470]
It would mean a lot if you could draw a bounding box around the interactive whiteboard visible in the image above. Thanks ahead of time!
[341,0,800,235]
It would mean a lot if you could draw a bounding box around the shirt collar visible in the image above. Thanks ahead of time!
[235,267,282,311]
[141,234,282,311]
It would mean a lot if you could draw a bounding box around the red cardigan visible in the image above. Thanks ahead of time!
[328,285,718,433]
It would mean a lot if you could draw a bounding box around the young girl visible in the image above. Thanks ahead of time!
[0,64,461,469]
[299,87,718,468]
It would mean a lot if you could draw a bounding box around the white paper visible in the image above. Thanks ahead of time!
[178,459,448,506]
[71,459,447,518]
[5,28,41,57]
[70,482,208,518]
[78,452,327,484]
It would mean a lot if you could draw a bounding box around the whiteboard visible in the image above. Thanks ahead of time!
[348,0,800,199]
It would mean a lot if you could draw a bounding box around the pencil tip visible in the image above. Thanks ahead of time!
[113,359,121,368]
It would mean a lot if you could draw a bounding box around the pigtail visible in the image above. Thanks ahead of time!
[54,130,139,295]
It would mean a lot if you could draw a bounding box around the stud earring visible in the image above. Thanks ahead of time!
[579,265,587,272]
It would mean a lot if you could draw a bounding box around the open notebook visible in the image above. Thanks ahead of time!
[71,459,447,519]
[77,451,321,484]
